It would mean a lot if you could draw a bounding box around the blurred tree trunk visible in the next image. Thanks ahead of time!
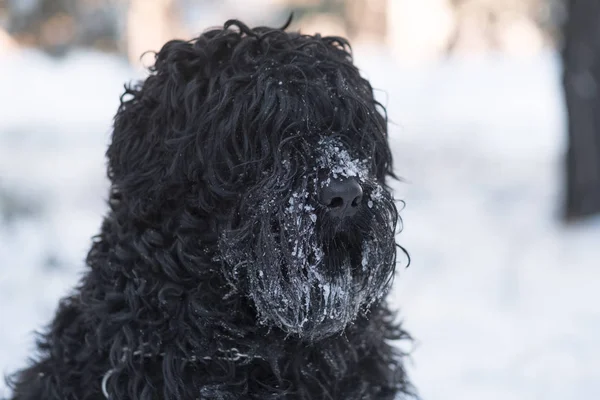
[126,0,187,67]
[0,27,18,55]
[387,0,454,63]
[562,0,600,221]
[344,0,387,42]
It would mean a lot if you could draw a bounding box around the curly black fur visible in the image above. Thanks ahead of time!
[7,18,414,400]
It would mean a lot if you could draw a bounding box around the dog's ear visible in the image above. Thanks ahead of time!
[106,39,208,222]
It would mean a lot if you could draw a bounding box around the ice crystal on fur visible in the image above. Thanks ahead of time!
[317,137,370,185]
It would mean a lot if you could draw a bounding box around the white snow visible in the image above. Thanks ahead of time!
[0,50,137,397]
[317,137,369,181]
[1,47,599,400]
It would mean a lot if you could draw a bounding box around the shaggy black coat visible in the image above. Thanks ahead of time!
[7,18,414,400]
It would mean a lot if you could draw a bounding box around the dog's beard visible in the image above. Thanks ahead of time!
[218,140,397,341]
[219,179,397,341]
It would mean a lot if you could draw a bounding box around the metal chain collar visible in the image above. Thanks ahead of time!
[101,347,261,399]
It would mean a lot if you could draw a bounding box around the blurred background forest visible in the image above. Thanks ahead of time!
[0,0,566,62]
[1,1,599,399]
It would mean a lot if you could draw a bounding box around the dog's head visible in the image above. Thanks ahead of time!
[107,18,404,341]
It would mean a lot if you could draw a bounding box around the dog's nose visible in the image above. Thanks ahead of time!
[319,177,363,218]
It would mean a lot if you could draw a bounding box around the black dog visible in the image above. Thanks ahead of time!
[8,18,413,399]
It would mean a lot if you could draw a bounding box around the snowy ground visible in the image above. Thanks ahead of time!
[0,48,598,399]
